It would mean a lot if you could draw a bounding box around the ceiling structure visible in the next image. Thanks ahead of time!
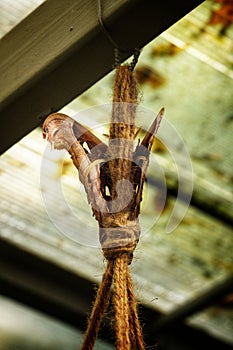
[0,0,203,155]
[0,1,233,349]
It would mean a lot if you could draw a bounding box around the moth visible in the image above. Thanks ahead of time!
[42,107,164,221]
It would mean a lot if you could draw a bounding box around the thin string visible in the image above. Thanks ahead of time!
[97,0,122,52]
[97,0,141,68]
[97,0,135,53]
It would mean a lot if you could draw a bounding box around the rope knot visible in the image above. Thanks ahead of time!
[99,217,140,264]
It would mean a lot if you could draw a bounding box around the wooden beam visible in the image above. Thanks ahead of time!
[0,0,203,154]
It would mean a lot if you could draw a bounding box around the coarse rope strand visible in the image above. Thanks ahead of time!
[80,52,145,350]
[80,260,114,350]
[113,254,145,350]
[81,253,145,350]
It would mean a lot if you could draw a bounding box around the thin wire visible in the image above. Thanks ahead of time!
[97,0,122,51]
[97,0,141,69]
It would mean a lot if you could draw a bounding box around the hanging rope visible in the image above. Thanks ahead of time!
[80,54,145,350]
[80,260,114,350]
[42,49,164,350]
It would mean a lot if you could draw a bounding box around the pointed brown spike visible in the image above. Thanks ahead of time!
[141,107,164,148]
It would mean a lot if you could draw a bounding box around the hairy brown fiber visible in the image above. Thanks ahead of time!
[42,56,163,349]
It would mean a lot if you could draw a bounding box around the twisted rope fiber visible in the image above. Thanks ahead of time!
[126,268,145,349]
[80,260,114,350]
[113,254,131,349]
[41,47,151,350]
[81,56,144,350]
